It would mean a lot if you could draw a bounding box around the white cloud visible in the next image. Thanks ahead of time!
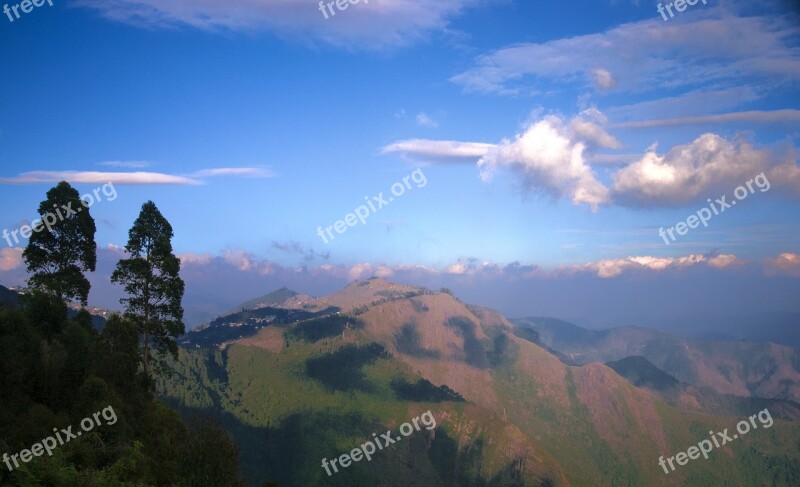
[223,249,277,275]
[614,109,800,129]
[568,107,622,150]
[451,13,800,96]
[171,248,757,282]
[765,252,800,277]
[381,139,494,163]
[568,253,742,278]
[591,68,616,90]
[177,252,215,266]
[383,109,622,208]
[0,248,23,271]
[0,167,275,185]
[76,0,488,50]
[415,112,439,128]
[474,109,621,210]
[385,109,800,207]
[384,110,619,210]
[190,167,276,178]
[98,160,151,168]
[0,171,201,185]
[708,254,744,269]
[612,133,795,205]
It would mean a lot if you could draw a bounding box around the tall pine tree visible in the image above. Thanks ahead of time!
[23,181,97,306]
[111,201,185,380]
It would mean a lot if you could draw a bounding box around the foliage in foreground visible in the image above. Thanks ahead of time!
[0,295,244,486]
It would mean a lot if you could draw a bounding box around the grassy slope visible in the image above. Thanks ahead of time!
[160,281,800,486]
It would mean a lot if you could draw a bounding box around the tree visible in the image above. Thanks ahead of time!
[111,201,185,380]
[180,415,245,487]
[23,181,97,306]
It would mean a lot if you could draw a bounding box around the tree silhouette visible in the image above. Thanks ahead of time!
[112,201,185,381]
[23,181,97,306]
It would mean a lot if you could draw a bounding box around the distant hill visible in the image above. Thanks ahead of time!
[158,279,800,487]
[225,287,301,315]
[1,284,109,329]
[181,305,339,349]
[0,285,19,308]
[644,311,800,348]
[513,316,800,403]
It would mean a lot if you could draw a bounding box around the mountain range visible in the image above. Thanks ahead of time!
[158,278,800,486]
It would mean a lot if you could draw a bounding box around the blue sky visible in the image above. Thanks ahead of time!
[1,0,799,326]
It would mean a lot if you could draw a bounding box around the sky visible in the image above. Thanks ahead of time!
[1,0,799,328]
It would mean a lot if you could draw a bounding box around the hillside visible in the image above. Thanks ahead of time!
[158,279,800,486]
[0,285,18,309]
[606,356,680,391]
[224,287,306,315]
[513,317,800,403]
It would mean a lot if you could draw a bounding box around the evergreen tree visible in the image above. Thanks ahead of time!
[23,181,97,306]
[111,201,185,380]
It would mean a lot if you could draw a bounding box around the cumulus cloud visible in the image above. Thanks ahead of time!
[173,248,756,283]
[0,248,23,271]
[568,253,742,278]
[476,110,619,210]
[75,0,487,50]
[612,133,798,205]
[765,252,800,277]
[384,107,800,207]
[223,249,277,275]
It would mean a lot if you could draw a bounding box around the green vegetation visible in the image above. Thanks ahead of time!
[391,378,465,402]
[394,323,440,358]
[606,356,680,391]
[305,343,391,392]
[0,287,244,486]
[112,201,186,379]
[445,317,490,369]
[158,316,516,486]
[23,181,97,306]
[1,182,244,486]
[286,315,362,343]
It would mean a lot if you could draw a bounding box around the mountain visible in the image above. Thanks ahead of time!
[513,316,800,404]
[158,279,800,486]
[0,284,19,308]
[181,305,338,349]
[0,284,109,330]
[605,356,680,391]
[225,287,305,315]
[625,312,800,348]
